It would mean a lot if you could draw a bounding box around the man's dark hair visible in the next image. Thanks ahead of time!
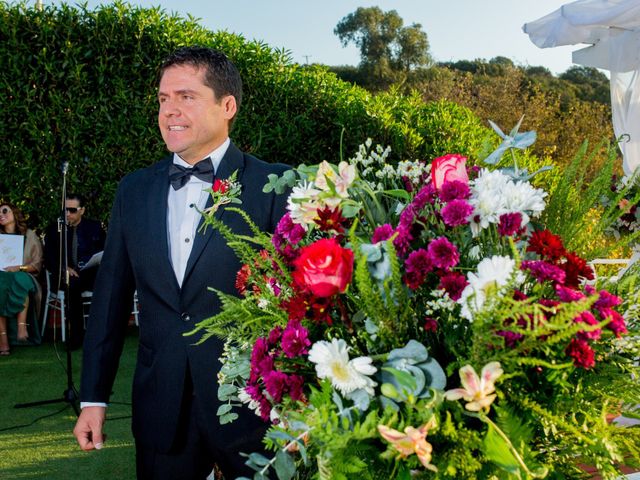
[159,46,243,127]
[66,193,85,207]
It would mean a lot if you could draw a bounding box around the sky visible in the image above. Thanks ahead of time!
[42,0,581,76]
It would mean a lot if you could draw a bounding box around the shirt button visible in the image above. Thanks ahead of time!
[181,313,191,322]
[184,238,190,243]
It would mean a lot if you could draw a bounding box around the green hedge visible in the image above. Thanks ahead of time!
[0,2,491,230]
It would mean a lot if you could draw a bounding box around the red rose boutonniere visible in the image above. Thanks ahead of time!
[203,170,242,218]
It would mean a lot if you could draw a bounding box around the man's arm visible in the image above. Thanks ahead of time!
[74,180,135,450]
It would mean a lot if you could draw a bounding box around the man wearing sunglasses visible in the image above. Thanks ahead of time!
[44,193,106,349]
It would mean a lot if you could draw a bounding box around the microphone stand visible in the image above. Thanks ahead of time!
[15,160,80,416]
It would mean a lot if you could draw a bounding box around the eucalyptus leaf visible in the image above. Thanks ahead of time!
[220,412,239,424]
[347,388,371,410]
[274,450,296,480]
[217,403,233,416]
[387,339,429,363]
[247,452,271,467]
[218,384,237,399]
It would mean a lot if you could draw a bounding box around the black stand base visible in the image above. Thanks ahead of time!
[14,343,80,416]
[15,387,79,416]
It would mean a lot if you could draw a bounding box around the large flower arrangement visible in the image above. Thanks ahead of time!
[194,134,640,480]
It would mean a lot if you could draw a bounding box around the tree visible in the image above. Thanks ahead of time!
[334,7,431,87]
[559,65,610,104]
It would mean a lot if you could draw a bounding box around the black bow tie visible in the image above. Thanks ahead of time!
[169,158,214,190]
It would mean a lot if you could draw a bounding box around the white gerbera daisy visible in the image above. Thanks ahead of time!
[458,255,518,321]
[308,339,377,395]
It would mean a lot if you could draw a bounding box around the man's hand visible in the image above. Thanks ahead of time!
[67,267,79,278]
[3,265,20,272]
[74,406,107,451]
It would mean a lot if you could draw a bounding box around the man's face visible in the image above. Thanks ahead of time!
[65,199,84,227]
[158,64,237,165]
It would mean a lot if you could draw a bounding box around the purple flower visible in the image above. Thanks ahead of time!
[594,290,622,310]
[441,199,473,227]
[267,326,283,347]
[250,337,274,381]
[555,285,585,302]
[497,212,523,237]
[439,180,470,202]
[287,374,305,401]
[245,382,272,422]
[497,330,524,348]
[405,248,433,276]
[427,237,459,270]
[393,224,413,257]
[412,184,435,210]
[521,260,566,284]
[372,224,394,243]
[599,308,627,337]
[273,214,306,260]
[439,272,468,301]
[281,320,311,358]
[263,370,289,403]
[575,311,601,341]
[404,249,433,289]
[276,213,305,244]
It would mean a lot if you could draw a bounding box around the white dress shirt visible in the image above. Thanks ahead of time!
[167,138,229,286]
[80,138,230,410]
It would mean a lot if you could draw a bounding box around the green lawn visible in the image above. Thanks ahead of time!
[0,329,138,479]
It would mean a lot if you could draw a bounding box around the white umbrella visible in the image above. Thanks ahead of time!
[523,0,640,176]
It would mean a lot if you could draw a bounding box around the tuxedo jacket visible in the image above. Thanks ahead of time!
[80,142,289,453]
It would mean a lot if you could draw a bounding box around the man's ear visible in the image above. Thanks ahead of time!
[221,95,237,121]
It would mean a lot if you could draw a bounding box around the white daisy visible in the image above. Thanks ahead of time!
[308,338,377,396]
[458,255,518,321]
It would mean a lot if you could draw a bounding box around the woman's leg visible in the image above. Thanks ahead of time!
[16,298,29,341]
[0,316,9,354]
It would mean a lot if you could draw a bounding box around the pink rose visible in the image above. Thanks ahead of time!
[293,238,353,297]
[431,154,469,191]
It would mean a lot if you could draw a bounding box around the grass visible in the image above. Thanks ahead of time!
[0,328,138,479]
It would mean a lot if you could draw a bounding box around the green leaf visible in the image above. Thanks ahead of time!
[247,452,270,467]
[220,412,239,424]
[216,404,233,416]
[483,425,520,475]
[274,450,296,480]
[382,367,417,393]
[218,384,237,399]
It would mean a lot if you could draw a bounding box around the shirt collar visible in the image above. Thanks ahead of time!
[172,137,231,174]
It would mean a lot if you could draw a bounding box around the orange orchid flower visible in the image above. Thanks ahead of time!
[377,417,437,471]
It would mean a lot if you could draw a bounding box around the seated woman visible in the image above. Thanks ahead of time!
[0,202,43,355]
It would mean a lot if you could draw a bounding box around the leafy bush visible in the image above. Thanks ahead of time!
[0,2,491,230]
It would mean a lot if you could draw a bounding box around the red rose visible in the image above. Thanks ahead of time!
[431,154,469,191]
[213,179,229,193]
[292,238,353,297]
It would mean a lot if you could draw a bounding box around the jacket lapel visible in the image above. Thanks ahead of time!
[148,157,181,294]
[183,142,246,284]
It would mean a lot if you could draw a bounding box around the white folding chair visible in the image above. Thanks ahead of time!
[588,258,632,285]
[82,290,140,327]
[42,270,67,342]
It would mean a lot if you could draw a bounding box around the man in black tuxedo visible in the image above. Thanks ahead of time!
[73,47,290,479]
[44,193,106,349]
